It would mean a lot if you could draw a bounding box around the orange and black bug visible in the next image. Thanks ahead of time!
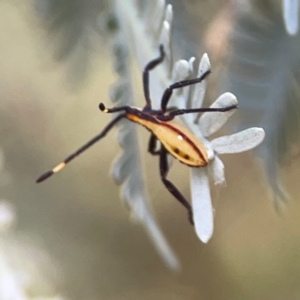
[37,45,237,224]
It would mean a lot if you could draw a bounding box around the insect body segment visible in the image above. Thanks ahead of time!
[126,112,208,167]
[156,123,208,167]
[37,45,237,224]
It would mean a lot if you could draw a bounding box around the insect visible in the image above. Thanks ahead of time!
[37,45,237,224]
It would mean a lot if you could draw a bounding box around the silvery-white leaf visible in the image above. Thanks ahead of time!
[143,0,156,28]
[211,127,265,154]
[224,4,300,207]
[142,212,180,271]
[188,57,196,72]
[172,60,190,83]
[256,145,290,210]
[283,0,299,35]
[209,156,226,186]
[183,116,215,160]
[117,121,135,148]
[170,60,191,108]
[190,168,213,243]
[109,79,129,103]
[191,53,210,111]
[114,0,180,269]
[165,4,173,30]
[111,151,135,185]
[120,177,143,218]
[117,0,173,109]
[199,92,238,137]
[181,57,195,106]
[121,180,180,271]
[151,0,166,36]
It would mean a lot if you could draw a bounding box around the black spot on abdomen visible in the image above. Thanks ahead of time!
[173,148,180,154]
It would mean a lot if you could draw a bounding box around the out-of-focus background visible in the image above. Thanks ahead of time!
[1,0,300,299]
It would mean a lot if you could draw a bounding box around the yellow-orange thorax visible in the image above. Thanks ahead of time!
[126,113,208,167]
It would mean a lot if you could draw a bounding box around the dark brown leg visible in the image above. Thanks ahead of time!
[143,45,165,109]
[148,134,160,155]
[169,104,237,117]
[159,146,194,225]
[36,114,125,183]
[157,104,238,121]
[160,69,211,112]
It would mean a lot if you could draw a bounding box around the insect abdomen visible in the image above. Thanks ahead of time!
[152,123,208,167]
[126,113,208,167]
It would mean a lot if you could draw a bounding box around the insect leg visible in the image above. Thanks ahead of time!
[143,45,165,108]
[148,134,160,155]
[159,146,194,225]
[169,104,238,117]
[161,69,211,112]
[156,105,237,121]
[36,114,125,183]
